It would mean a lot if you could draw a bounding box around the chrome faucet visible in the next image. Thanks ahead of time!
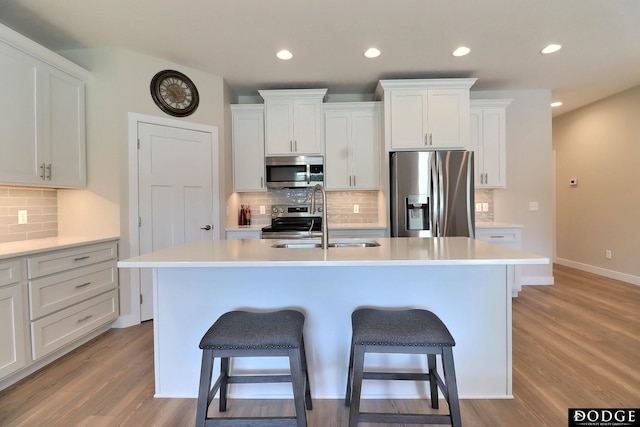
[310,184,328,249]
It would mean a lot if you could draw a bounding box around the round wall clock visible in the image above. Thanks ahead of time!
[150,70,199,117]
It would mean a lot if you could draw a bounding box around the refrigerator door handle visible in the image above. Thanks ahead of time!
[430,154,439,236]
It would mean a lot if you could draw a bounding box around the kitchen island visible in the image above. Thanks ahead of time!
[117,237,547,400]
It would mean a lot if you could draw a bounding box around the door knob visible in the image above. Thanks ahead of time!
[200,225,212,231]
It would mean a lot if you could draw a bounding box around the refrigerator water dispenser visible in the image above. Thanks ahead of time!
[405,195,430,231]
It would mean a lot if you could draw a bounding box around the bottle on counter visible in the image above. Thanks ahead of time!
[239,204,246,226]
[245,205,251,225]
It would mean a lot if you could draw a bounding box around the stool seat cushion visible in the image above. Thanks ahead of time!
[200,310,305,350]
[352,308,455,347]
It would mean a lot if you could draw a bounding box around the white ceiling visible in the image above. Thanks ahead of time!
[1,0,639,116]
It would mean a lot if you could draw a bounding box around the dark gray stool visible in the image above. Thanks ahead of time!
[195,310,312,427]
[345,308,462,426]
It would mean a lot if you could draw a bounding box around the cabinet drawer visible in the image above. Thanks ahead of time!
[476,231,519,243]
[31,289,118,360]
[27,242,117,279]
[0,259,24,287]
[29,261,117,320]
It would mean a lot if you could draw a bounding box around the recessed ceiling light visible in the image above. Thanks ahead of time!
[541,44,562,54]
[551,101,563,107]
[364,47,381,59]
[276,50,293,60]
[452,46,471,57]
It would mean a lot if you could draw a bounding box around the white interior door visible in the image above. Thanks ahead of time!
[138,122,216,321]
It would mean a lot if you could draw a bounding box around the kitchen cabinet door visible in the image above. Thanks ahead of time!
[231,105,266,192]
[0,41,41,185]
[44,66,86,187]
[260,89,326,156]
[324,103,381,190]
[378,79,475,151]
[0,260,27,381]
[470,99,511,188]
[0,31,87,188]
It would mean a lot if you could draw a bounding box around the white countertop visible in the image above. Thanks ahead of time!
[0,236,119,259]
[118,236,547,268]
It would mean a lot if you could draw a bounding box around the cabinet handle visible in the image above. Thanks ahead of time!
[74,256,90,262]
[353,175,356,187]
[40,163,46,180]
[490,235,505,239]
[75,282,92,289]
[429,133,433,146]
[290,140,293,152]
[424,134,428,146]
[77,314,93,323]
[46,164,52,180]
[294,140,298,151]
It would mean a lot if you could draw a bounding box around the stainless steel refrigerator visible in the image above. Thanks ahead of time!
[390,150,475,238]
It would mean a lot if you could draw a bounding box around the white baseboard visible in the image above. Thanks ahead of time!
[555,258,640,286]
[521,275,554,286]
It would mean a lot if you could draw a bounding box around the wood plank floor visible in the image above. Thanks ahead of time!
[1,264,638,426]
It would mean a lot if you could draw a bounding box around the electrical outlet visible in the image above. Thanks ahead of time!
[529,201,539,211]
[482,203,489,212]
[18,210,28,224]
[475,203,482,213]
[259,205,266,215]
[605,250,612,260]
[353,204,359,214]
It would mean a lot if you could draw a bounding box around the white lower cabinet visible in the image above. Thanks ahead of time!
[0,260,27,380]
[27,241,119,360]
[0,239,119,389]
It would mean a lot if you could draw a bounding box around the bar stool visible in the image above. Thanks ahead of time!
[195,309,312,427]
[345,308,462,426]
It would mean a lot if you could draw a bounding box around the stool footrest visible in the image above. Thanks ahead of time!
[363,371,430,381]
[227,374,292,384]
[359,412,453,425]
[204,416,299,426]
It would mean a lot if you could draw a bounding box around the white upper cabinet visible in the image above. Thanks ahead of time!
[0,24,88,188]
[259,89,327,156]
[376,79,476,150]
[324,102,381,190]
[231,104,266,192]
[470,99,512,188]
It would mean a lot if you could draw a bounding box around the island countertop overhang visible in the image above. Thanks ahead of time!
[117,237,548,268]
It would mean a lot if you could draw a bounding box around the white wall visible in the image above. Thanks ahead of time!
[56,48,229,326]
[472,90,554,284]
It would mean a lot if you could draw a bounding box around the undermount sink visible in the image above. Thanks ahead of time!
[271,239,380,249]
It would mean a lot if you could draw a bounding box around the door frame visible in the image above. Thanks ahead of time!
[122,112,220,326]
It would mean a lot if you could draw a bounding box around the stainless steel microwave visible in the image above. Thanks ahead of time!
[265,156,324,189]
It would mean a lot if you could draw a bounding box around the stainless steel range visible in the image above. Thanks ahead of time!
[261,204,323,239]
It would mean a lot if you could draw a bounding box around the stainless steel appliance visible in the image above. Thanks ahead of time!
[265,156,324,189]
[261,204,323,239]
[390,150,474,238]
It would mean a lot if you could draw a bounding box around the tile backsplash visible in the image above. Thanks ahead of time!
[232,189,382,226]
[0,186,58,243]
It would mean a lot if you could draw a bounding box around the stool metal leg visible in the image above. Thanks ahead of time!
[348,344,366,427]
[288,348,308,427]
[195,349,214,427]
[427,353,439,409]
[219,356,230,411]
[300,338,313,410]
[344,338,355,406]
[442,347,462,427]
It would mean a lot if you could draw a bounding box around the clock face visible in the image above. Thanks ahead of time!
[150,70,199,117]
